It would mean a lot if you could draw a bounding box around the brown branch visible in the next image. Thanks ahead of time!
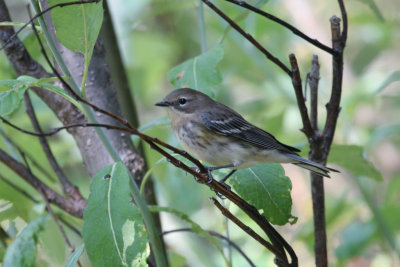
[223,0,335,55]
[210,197,284,262]
[338,0,348,45]
[37,187,80,266]
[24,92,83,201]
[201,0,291,76]
[162,228,255,267]
[19,148,81,266]
[0,116,129,137]
[309,55,320,130]
[323,16,343,153]
[289,54,313,139]
[0,173,82,239]
[0,128,56,182]
[0,149,86,218]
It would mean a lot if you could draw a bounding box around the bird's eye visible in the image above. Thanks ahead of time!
[178,97,187,105]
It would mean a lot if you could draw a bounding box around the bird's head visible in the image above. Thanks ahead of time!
[155,88,212,115]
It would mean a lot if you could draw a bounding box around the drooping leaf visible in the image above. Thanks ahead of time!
[65,244,84,267]
[168,44,224,97]
[3,216,50,267]
[50,0,103,59]
[50,0,104,93]
[227,164,296,226]
[83,162,149,267]
[329,144,383,181]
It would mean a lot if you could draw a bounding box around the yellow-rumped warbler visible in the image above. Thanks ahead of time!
[156,88,338,179]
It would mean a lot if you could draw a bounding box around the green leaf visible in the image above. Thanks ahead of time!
[50,0,104,93]
[149,205,228,265]
[0,88,27,116]
[0,75,84,115]
[65,244,84,267]
[50,0,103,57]
[168,44,224,97]
[227,164,296,226]
[3,216,50,267]
[83,162,150,267]
[329,145,383,181]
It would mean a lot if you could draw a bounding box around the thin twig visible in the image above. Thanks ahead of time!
[58,216,82,237]
[24,92,83,200]
[162,228,256,267]
[38,187,80,262]
[323,16,343,150]
[289,54,313,139]
[0,128,56,182]
[0,0,100,51]
[18,149,81,266]
[210,197,284,261]
[0,173,38,203]
[0,149,86,217]
[337,0,347,46]
[0,174,82,238]
[201,0,291,76]
[0,116,130,137]
[223,0,335,55]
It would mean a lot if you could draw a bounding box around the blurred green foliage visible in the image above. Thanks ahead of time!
[0,0,399,266]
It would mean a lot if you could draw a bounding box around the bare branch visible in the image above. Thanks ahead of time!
[309,55,320,130]
[338,0,348,46]
[323,16,343,151]
[223,0,335,55]
[210,197,284,261]
[24,92,83,201]
[162,228,256,267]
[0,149,86,218]
[289,54,313,139]
[201,0,291,76]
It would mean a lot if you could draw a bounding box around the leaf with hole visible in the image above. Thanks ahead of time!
[226,164,296,226]
[83,162,149,267]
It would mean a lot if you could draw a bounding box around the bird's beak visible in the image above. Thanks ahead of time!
[155,100,170,107]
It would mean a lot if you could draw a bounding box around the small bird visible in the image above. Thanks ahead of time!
[156,88,338,180]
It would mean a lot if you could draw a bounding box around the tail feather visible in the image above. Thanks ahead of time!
[286,154,339,178]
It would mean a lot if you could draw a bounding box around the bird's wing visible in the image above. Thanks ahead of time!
[199,106,300,153]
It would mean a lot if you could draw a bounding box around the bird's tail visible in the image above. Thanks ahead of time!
[285,154,339,178]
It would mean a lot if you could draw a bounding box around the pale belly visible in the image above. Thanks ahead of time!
[175,123,293,169]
